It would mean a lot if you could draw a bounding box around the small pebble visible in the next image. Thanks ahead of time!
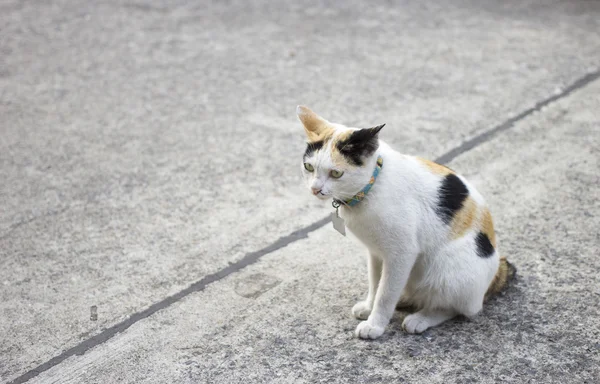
[90,305,98,321]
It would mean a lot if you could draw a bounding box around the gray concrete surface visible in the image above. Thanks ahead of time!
[1,0,599,383]
[22,77,600,384]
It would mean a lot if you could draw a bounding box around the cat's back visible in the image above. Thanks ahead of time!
[378,141,486,206]
[377,141,495,250]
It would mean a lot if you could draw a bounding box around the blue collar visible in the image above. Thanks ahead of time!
[333,155,383,208]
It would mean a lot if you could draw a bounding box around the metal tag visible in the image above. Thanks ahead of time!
[331,210,346,236]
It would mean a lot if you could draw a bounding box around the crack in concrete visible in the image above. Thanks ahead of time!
[435,70,600,165]
[8,69,600,384]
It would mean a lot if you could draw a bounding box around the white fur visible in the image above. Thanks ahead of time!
[303,139,499,339]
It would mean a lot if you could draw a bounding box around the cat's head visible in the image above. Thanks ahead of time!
[297,105,384,202]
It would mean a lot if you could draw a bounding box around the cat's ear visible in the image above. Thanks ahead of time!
[296,105,331,142]
[336,124,385,166]
[361,124,385,139]
[344,124,385,148]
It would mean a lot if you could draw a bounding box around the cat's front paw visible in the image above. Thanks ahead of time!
[355,321,385,340]
[352,301,372,320]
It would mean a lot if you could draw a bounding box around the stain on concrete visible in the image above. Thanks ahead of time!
[234,273,281,299]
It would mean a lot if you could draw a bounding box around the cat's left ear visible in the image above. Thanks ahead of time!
[346,124,385,146]
[336,124,385,165]
[363,124,385,138]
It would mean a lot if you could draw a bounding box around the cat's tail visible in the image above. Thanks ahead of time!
[485,257,517,298]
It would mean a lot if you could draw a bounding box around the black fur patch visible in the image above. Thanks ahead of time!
[335,124,385,166]
[475,232,495,258]
[436,174,469,224]
[304,140,324,158]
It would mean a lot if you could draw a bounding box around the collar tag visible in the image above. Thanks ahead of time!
[331,208,346,236]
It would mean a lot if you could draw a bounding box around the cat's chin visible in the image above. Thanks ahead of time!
[314,194,330,201]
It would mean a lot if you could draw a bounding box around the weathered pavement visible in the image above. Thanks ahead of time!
[1,1,599,383]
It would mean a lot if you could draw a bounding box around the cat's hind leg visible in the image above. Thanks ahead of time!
[400,235,497,334]
[402,308,456,334]
[401,284,483,334]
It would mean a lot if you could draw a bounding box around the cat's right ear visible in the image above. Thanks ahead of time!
[297,105,331,142]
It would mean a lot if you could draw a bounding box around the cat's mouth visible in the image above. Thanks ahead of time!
[314,191,330,200]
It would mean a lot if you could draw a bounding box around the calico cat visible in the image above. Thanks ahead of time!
[298,105,515,339]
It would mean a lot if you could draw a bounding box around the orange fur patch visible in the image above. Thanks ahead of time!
[450,197,478,239]
[481,208,497,248]
[333,129,353,144]
[306,125,335,143]
[485,257,515,298]
[417,157,453,176]
[329,129,356,166]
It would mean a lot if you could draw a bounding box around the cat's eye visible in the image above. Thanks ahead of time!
[304,163,314,172]
[330,170,344,179]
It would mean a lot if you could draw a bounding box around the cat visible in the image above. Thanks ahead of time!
[298,105,515,339]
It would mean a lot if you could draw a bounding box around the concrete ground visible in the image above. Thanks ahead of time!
[1,0,599,383]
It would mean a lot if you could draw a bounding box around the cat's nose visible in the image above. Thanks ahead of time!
[311,188,322,195]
